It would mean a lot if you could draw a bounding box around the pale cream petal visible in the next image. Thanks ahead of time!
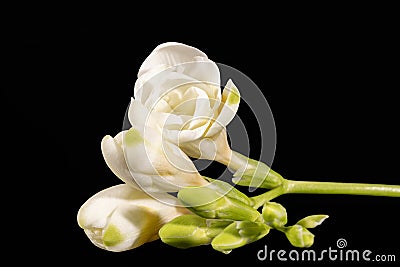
[175,121,211,143]
[123,127,160,175]
[123,126,207,192]
[206,79,240,137]
[77,184,188,252]
[101,134,140,190]
[180,128,232,162]
[77,184,186,229]
[77,184,143,229]
[127,98,149,129]
[175,61,221,98]
[138,42,208,78]
[134,42,221,106]
[134,64,168,102]
[137,42,220,87]
[128,97,186,132]
[135,64,196,106]
[102,200,190,252]
[186,87,213,130]
[129,172,180,192]
[137,70,214,112]
[102,205,160,252]
[162,140,207,186]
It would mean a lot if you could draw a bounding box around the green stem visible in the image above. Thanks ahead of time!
[252,179,400,209]
[252,187,285,208]
[286,180,400,196]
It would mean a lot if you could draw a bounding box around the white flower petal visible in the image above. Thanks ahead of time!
[136,70,217,112]
[138,42,208,76]
[138,42,210,79]
[134,64,168,102]
[101,133,140,190]
[162,139,203,177]
[134,42,221,105]
[187,88,213,130]
[176,122,211,143]
[175,61,221,96]
[206,79,240,137]
[128,98,186,131]
[123,126,207,192]
[77,184,140,229]
[77,184,188,252]
[102,205,160,251]
[127,98,149,129]
[129,172,180,192]
[180,128,231,162]
[140,70,194,108]
[123,127,160,175]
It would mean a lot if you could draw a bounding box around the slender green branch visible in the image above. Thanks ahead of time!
[252,184,287,209]
[286,180,400,197]
[251,179,400,209]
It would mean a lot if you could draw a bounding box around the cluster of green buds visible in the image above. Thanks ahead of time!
[261,202,329,247]
[159,178,329,254]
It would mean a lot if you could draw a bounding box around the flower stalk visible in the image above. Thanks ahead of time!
[251,177,400,209]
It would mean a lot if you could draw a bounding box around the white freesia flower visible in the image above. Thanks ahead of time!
[128,42,240,166]
[77,184,189,252]
[128,42,283,188]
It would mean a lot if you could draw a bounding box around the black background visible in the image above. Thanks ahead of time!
[6,5,399,266]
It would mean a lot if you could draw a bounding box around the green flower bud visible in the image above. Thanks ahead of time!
[178,186,262,222]
[285,225,315,248]
[231,158,283,189]
[204,177,254,206]
[211,221,270,254]
[261,202,288,228]
[296,215,329,228]
[159,214,231,249]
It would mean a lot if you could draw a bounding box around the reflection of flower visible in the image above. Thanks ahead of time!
[128,42,240,164]
[77,184,189,252]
